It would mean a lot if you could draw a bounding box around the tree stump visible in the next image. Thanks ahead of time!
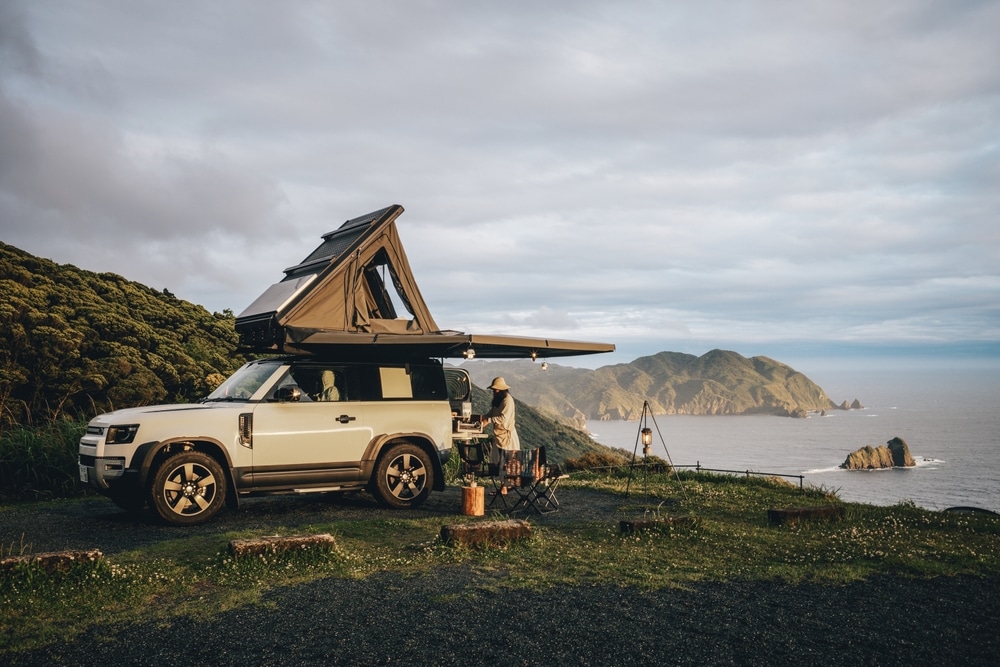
[440,519,532,547]
[0,549,103,573]
[228,533,336,557]
[462,484,485,516]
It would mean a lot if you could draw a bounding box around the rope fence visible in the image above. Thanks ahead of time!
[674,462,805,489]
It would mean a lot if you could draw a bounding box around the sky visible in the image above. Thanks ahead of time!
[2,0,999,374]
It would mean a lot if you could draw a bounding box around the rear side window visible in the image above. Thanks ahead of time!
[409,363,447,400]
[358,362,447,401]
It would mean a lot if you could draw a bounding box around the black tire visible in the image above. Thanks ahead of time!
[150,450,227,526]
[108,487,146,515]
[372,443,433,509]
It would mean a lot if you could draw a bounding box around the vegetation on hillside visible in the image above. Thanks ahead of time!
[0,241,250,431]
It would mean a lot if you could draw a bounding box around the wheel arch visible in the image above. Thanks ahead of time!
[136,438,239,508]
[366,433,446,492]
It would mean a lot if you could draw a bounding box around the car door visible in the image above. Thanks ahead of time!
[249,364,373,488]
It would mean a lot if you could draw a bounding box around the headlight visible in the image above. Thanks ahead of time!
[106,424,139,445]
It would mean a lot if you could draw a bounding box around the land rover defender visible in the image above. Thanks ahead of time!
[79,357,473,525]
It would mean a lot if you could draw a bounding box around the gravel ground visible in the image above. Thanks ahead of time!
[0,485,627,555]
[3,488,999,666]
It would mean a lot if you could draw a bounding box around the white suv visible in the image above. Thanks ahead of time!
[79,357,471,525]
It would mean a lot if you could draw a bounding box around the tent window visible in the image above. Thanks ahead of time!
[362,249,413,321]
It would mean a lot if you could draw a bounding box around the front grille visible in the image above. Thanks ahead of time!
[79,454,96,467]
[86,425,104,436]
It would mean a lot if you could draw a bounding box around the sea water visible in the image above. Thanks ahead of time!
[586,367,1000,512]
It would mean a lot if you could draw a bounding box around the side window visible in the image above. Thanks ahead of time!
[358,362,447,401]
[273,367,313,401]
[410,363,447,400]
[274,365,357,402]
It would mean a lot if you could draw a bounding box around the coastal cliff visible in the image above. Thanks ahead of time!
[464,350,852,425]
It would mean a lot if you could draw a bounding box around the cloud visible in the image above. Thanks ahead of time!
[1,0,998,365]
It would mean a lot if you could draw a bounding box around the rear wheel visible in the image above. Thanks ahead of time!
[372,443,433,509]
[150,450,227,526]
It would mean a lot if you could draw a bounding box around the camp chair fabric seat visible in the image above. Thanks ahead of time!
[486,447,566,515]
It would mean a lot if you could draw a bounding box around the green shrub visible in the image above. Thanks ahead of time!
[563,448,632,472]
[0,420,86,501]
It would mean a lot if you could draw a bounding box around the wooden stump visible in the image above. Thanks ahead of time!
[0,549,103,573]
[767,505,845,526]
[228,533,336,558]
[440,519,532,547]
[461,484,485,516]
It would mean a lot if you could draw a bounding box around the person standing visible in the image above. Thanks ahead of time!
[483,377,521,495]
[482,376,521,457]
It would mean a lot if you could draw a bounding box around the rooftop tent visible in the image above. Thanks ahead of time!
[236,205,437,348]
[236,205,614,360]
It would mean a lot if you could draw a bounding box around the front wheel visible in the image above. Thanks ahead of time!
[150,450,227,526]
[372,443,433,509]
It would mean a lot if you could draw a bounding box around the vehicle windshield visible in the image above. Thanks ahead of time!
[203,361,283,402]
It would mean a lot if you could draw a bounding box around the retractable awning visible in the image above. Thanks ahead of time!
[280,329,615,360]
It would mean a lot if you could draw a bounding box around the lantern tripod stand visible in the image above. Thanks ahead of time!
[625,400,685,501]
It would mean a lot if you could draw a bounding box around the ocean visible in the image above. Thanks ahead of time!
[586,366,1000,512]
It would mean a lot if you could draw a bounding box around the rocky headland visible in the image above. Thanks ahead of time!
[464,349,861,427]
[841,436,916,470]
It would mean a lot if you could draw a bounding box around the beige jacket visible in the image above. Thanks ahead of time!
[484,392,520,451]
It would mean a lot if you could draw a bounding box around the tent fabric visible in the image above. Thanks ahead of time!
[236,204,614,360]
[278,218,439,335]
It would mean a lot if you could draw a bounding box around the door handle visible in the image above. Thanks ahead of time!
[337,415,356,424]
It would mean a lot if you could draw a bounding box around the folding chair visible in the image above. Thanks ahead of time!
[509,447,568,515]
[505,448,541,514]
[529,463,569,514]
[456,440,488,480]
[487,448,518,510]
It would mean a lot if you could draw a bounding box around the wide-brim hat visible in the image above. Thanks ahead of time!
[488,377,510,391]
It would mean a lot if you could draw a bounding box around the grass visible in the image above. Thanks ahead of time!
[2,470,999,653]
[0,419,87,501]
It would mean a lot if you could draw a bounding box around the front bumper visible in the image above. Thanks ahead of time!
[78,454,128,491]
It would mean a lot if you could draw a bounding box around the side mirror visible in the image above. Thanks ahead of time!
[275,386,302,402]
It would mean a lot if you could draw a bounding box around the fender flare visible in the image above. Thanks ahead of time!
[133,438,239,506]
[364,433,446,492]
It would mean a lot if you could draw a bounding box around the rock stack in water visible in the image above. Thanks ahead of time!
[841,436,916,470]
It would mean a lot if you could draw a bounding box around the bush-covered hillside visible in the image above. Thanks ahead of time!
[0,241,251,430]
